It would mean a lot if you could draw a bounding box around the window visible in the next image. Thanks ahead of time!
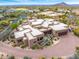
[17,39,22,42]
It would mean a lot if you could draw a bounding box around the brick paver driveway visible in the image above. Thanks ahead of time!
[0,33,79,59]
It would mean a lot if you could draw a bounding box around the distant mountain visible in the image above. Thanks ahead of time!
[53,2,69,7]
[53,2,79,7]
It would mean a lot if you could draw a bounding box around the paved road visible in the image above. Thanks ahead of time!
[0,33,79,59]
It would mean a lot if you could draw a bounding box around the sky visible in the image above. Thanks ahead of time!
[0,0,79,5]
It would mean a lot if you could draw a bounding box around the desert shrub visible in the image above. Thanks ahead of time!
[39,56,46,59]
[31,44,40,49]
[74,47,79,59]
[20,44,26,48]
[7,55,15,59]
[73,28,79,37]
[10,23,19,29]
[23,56,31,59]
[51,56,56,59]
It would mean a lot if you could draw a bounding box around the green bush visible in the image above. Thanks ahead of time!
[39,56,46,59]
[73,28,79,37]
[51,57,56,59]
[8,55,15,59]
[23,56,31,59]
[0,20,9,26]
[31,44,40,49]
[57,57,63,59]
[0,27,4,31]
[75,47,79,54]
[20,44,26,48]
[59,19,67,24]
[10,23,19,29]
[75,47,79,59]
[76,20,79,25]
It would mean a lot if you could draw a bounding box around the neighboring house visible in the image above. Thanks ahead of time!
[57,9,70,13]
[38,11,65,19]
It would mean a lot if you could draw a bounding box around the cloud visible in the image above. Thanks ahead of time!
[64,0,79,4]
[0,0,64,5]
[0,0,18,2]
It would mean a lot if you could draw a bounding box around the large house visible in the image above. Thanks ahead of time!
[13,19,68,48]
